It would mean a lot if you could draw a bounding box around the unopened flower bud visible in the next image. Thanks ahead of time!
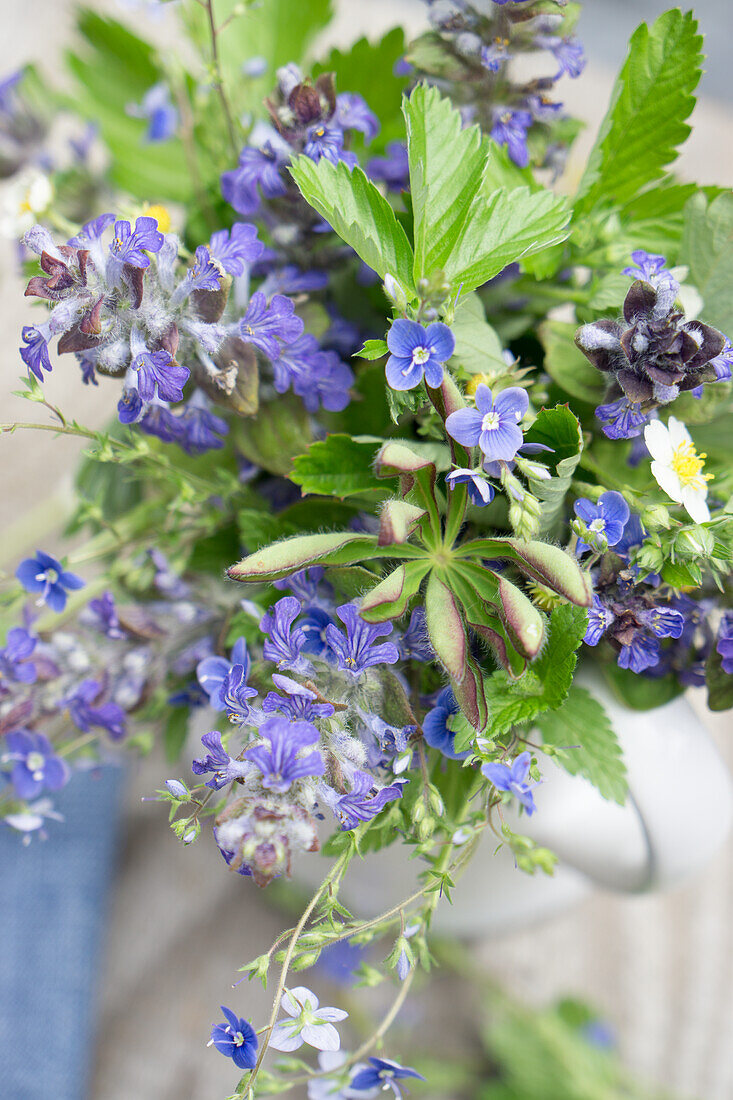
[676,526,715,559]
[165,778,188,799]
[641,503,672,530]
[383,273,409,312]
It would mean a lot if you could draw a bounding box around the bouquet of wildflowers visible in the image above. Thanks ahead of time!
[1,0,732,1095]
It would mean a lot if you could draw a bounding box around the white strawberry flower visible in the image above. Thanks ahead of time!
[0,168,52,239]
[644,416,712,523]
[269,986,348,1053]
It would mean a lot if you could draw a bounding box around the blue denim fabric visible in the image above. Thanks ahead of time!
[0,766,124,1100]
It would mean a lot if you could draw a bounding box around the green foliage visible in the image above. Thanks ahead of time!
[451,293,508,376]
[604,663,684,712]
[289,159,415,289]
[680,190,733,335]
[163,706,190,763]
[404,84,570,293]
[233,396,313,476]
[706,645,733,712]
[536,686,628,804]
[522,406,584,535]
[290,435,384,498]
[575,9,702,213]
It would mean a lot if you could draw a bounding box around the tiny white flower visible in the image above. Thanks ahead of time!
[0,168,53,239]
[644,417,711,524]
[269,986,348,1053]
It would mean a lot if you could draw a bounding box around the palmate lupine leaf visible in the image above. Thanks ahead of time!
[404,84,570,294]
[288,158,415,290]
[536,686,628,805]
[575,9,702,213]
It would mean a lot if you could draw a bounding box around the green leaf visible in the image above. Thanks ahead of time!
[539,321,605,405]
[706,643,733,713]
[360,560,431,621]
[356,339,388,361]
[575,9,702,212]
[233,395,313,476]
[522,405,584,535]
[536,686,628,804]
[228,532,425,582]
[483,604,588,737]
[289,158,415,290]
[604,663,684,711]
[290,435,383,498]
[164,707,190,764]
[403,84,570,293]
[451,293,508,375]
[680,191,733,335]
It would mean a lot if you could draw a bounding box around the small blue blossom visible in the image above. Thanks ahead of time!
[269,986,348,1053]
[483,752,538,815]
[259,265,329,297]
[176,395,229,455]
[20,323,52,380]
[239,291,304,360]
[299,606,337,657]
[260,596,310,673]
[397,608,434,663]
[446,467,495,506]
[245,716,324,793]
[117,389,144,425]
[131,345,190,403]
[2,730,69,800]
[326,770,406,830]
[164,779,188,798]
[349,1057,425,1097]
[127,82,178,142]
[573,492,630,556]
[67,212,115,246]
[423,687,471,761]
[536,33,587,79]
[481,36,513,71]
[385,319,454,391]
[710,337,733,382]
[0,627,37,685]
[262,674,335,721]
[197,637,251,710]
[183,245,222,293]
[304,122,346,164]
[326,603,399,676]
[335,93,379,142]
[192,731,250,789]
[109,215,164,268]
[622,250,677,291]
[584,596,613,647]
[221,142,287,215]
[221,664,259,724]
[273,566,330,606]
[595,396,649,441]
[83,591,126,639]
[717,613,733,674]
[64,679,127,740]
[208,222,263,276]
[366,141,409,191]
[16,550,84,613]
[490,108,532,167]
[446,383,528,462]
[209,1007,258,1070]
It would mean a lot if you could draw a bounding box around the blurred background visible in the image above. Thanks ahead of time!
[1,1,732,1098]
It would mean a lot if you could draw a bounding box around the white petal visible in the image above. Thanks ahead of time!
[316,1007,349,1023]
[667,416,692,449]
[268,1023,304,1052]
[302,1022,341,1052]
[681,486,710,523]
[650,461,683,504]
[282,986,318,1015]
[644,420,673,462]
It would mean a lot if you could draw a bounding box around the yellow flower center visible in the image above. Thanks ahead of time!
[466,373,490,397]
[670,440,712,488]
[142,203,172,233]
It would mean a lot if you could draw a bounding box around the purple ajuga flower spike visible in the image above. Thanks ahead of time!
[273,566,328,605]
[573,491,630,556]
[446,468,495,507]
[483,751,538,815]
[16,550,85,613]
[130,344,190,403]
[192,730,250,789]
[710,337,733,382]
[366,141,409,191]
[584,595,614,646]
[349,1058,425,1097]
[262,674,335,721]
[303,122,346,164]
[423,687,471,761]
[490,108,532,167]
[117,389,144,425]
[197,637,251,710]
[208,223,263,276]
[260,596,310,673]
[64,679,127,740]
[83,591,126,639]
[209,1007,258,1070]
[397,607,434,662]
[595,396,649,440]
[270,333,326,397]
[0,627,37,684]
[445,383,528,462]
[20,323,52,380]
[239,291,304,360]
[221,142,287,215]
[109,216,164,268]
[327,770,407,830]
[622,250,677,292]
[385,319,454,391]
[67,212,115,246]
[245,716,324,793]
[183,245,221,293]
[335,92,380,142]
[127,82,178,142]
[269,986,348,1053]
[177,395,229,455]
[717,613,733,674]
[481,36,513,71]
[326,603,399,676]
[2,730,69,800]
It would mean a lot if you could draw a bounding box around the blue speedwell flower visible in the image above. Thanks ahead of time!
[423,687,471,761]
[349,1057,425,1098]
[326,603,399,676]
[245,716,324,793]
[0,627,37,684]
[445,383,528,463]
[385,319,454,391]
[127,82,178,143]
[483,752,538,815]
[717,613,733,674]
[446,467,495,507]
[269,986,348,1053]
[573,491,630,556]
[209,1006,258,1070]
[2,730,69,800]
[16,550,84,613]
